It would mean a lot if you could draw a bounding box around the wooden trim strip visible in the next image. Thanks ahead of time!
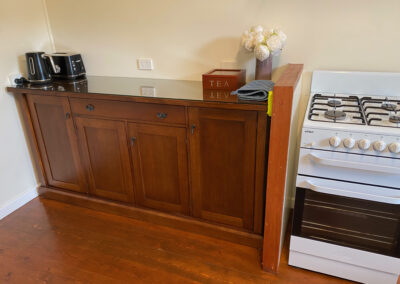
[253,111,268,234]
[38,186,263,248]
[14,93,47,186]
[7,88,267,112]
[262,64,303,273]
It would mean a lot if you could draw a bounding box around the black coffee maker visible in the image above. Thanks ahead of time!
[25,52,58,84]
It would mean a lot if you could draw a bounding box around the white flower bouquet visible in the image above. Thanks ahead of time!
[241,26,287,61]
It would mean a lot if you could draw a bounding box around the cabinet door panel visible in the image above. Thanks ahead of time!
[128,123,189,214]
[189,107,257,230]
[75,117,134,203]
[27,95,86,193]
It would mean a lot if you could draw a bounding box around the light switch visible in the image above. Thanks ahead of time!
[137,58,154,70]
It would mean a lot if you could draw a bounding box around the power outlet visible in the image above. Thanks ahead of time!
[7,73,23,85]
[140,86,156,97]
[137,58,154,70]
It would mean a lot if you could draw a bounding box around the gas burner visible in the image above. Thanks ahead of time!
[389,115,400,124]
[308,93,364,125]
[381,101,397,111]
[327,99,342,107]
[362,96,400,127]
[324,110,346,120]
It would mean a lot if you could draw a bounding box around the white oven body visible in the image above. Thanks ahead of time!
[289,70,400,283]
[290,146,400,283]
[289,236,400,284]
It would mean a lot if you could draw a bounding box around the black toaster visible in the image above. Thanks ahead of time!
[47,52,86,80]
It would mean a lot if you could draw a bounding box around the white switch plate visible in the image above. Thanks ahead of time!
[137,58,154,70]
[140,86,156,97]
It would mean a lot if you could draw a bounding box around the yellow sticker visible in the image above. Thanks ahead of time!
[267,91,273,117]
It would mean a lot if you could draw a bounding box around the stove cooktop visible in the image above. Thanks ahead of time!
[309,93,400,128]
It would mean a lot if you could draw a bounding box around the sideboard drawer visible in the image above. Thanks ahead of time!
[70,98,186,125]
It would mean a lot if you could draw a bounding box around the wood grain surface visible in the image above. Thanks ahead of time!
[0,197,353,284]
[128,123,189,214]
[262,64,304,272]
[188,107,257,231]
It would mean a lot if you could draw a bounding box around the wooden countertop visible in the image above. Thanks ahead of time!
[7,76,268,111]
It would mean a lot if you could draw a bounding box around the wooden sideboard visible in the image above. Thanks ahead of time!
[8,64,303,272]
[8,77,269,248]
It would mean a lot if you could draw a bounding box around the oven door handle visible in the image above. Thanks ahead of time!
[309,153,400,174]
[304,180,400,204]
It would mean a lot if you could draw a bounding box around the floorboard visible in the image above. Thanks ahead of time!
[0,197,353,283]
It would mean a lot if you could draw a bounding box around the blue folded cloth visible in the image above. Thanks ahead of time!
[231,80,274,101]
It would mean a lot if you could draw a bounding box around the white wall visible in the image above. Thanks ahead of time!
[0,0,52,215]
[45,0,400,83]
[44,1,400,191]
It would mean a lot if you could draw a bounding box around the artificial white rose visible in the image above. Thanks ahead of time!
[251,25,264,34]
[266,35,282,54]
[274,29,287,46]
[244,39,255,51]
[241,30,256,51]
[263,28,274,39]
[254,44,270,61]
[254,32,265,44]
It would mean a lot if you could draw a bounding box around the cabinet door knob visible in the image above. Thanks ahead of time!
[156,112,168,119]
[131,137,137,145]
[86,104,95,111]
[65,112,71,119]
[191,124,196,134]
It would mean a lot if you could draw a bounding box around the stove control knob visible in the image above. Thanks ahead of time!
[343,138,355,149]
[329,136,341,147]
[389,142,400,154]
[358,139,371,150]
[373,141,387,152]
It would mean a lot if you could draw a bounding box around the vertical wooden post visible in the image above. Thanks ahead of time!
[262,64,303,273]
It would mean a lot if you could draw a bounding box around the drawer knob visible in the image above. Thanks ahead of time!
[86,104,95,111]
[157,112,168,119]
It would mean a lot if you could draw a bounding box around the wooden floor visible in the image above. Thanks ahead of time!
[0,198,352,283]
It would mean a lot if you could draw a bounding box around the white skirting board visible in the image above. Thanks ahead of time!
[0,187,38,220]
[289,236,400,284]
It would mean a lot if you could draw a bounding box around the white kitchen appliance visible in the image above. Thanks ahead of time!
[289,70,400,284]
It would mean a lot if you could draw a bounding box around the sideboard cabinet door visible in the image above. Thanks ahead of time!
[188,107,257,231]
[75,117,134,203]
[128,123,189,215]
[27,94,87,193]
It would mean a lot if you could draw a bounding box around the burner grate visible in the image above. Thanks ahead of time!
[361,97,400,128]
[308,94,365,125]
[308,94,400,128]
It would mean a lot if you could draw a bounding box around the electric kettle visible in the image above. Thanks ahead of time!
[25,52,60,84]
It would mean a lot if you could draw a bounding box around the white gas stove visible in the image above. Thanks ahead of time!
[289,71,400,284]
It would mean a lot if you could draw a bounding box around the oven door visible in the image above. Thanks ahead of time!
[293,176,400,258]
